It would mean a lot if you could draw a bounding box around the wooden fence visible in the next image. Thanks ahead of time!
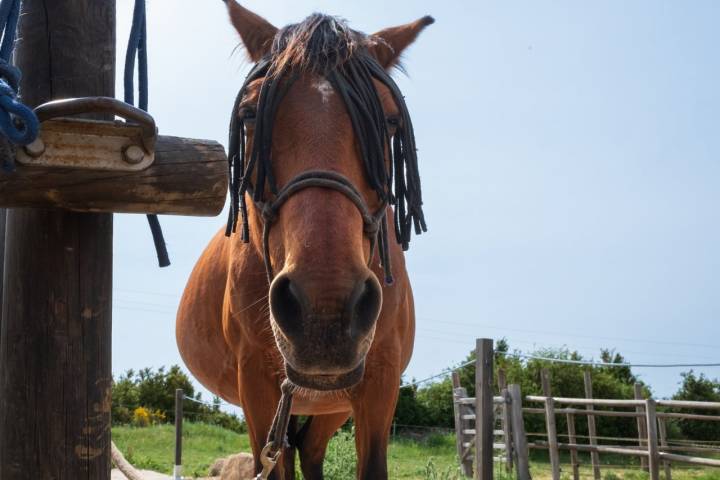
[453,338,720,480]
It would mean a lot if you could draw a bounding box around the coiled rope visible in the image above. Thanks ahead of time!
[0,0,39,172]
[125,0,170,267]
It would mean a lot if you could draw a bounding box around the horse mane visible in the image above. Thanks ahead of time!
[269,14,367,76]
[226,13,427,284]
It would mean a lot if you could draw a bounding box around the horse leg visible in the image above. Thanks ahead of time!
[296,412,351,479]
[239,365,295,480]
[352,367,401,480]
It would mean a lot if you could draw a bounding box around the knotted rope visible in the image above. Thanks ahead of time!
[0,0,39,172]
[125,0,170,268]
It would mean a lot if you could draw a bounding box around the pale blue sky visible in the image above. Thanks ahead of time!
[112,0,720,411]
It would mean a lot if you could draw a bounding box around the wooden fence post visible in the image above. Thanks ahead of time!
[657,417,671,480]
[566,412,580,480]
[453,372,474,478]
[175,389,184,480]
[498,368,507,391]
[584,371,602,480]
[501,388,514,472]
[646,399,660,480]
[508,384,531,480]
[545,396,561,480]
[635,383,649,471]
[476,338,494,480]
[0,208,5,306]
[541,368,561,480]
[0,2,114,478]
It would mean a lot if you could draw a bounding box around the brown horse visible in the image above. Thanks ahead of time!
[177,2,432,478]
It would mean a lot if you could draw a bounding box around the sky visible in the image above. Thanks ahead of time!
[111,0,720,413]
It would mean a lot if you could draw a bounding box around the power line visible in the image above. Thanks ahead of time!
[419,317,720,351]
[499,351,720,369]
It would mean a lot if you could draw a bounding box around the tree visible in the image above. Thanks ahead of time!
[672,371,720,441]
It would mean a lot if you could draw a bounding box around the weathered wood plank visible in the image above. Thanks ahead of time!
[658,417,672,480]
[646,399,660,480]
[475,339,494,480]
[545,397,561,480]
[0,1,115,478]
[566,413,580,480]
[0,135,227,216]
[508,384,531,480]
[635,383,649,471]
[453,372,473,478]
[584,371,602,480]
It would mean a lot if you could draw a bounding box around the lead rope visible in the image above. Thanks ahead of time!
[125,0,170,267]
[0,0,39,172]
[256,380,294,479]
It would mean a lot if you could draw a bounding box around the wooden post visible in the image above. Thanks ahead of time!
[175,389,184,480]
[544,396,561,480]
[0,2,115,478]
[646,399,660,480]
[475,338,494,480]
[498,368,507,391]
[584,371,602,480]
[508,384,531,480]
[635,383,649,471]
[453,372,473,478]
[541,368,552,397]
[657,417,671,480]
[0,208,5,304]
[501,388,513,473]
[566,412,580,480]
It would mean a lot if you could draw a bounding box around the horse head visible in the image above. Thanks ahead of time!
[224,0,431,391]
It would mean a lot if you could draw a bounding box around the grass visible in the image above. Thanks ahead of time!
[111,423,720,480]
[112,423,250,477]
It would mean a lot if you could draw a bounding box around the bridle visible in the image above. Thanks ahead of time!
[226,55,400,286]
[252,170,389,283]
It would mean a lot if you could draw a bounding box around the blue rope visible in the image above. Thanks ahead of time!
[0,0,39,172]
[125,0,170,268]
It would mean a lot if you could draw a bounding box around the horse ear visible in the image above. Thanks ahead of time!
[224,0,278,62]
[370,16,435,69]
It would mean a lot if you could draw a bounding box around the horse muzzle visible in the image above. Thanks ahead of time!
[269,271,382,391]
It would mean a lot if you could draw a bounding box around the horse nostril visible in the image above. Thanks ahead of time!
[349,276,382,338]
[269,274,304,337]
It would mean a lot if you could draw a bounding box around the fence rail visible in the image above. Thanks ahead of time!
[452,338,720,480]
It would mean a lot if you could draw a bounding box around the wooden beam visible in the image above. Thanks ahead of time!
[635,383,649,471]
[0,1,115,478]
[0,135,226,216]
[453,372,474,478]
[475,339,494,480]
[545,396,561,480]
[566,412,580,480]
[508,384,531,480]
[584,371,602,480]
[657,417,672,480]
[646,399,660,480]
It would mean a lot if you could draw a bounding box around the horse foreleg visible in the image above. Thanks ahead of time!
[239,362,295,480]
[296,412,351,479]
[351,366,401,480]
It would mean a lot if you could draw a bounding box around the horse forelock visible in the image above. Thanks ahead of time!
[268,14,369,77]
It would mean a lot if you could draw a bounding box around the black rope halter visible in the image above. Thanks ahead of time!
[225,15,427,285]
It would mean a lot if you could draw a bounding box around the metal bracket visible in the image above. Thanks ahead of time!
[16,97,157,172]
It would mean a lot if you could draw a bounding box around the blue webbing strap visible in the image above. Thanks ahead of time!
[0,0,39,172]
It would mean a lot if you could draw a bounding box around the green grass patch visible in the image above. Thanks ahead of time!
[112,422,250,477]
[112,424,720,480]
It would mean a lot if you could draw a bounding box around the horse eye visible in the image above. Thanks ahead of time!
[239,107,257,123]
[386,116,401,128]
